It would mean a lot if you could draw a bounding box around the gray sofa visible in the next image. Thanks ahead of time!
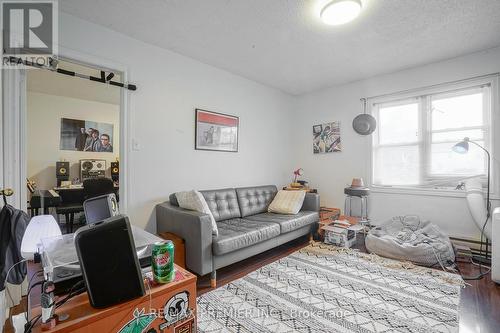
[156,185,319,287]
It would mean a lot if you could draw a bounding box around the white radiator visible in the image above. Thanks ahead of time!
[493,207,500,284]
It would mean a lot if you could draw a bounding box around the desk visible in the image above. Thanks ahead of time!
[53,185,119,232]
[54,185,119,201]
[30,265,197,333]
[29,190,62,216]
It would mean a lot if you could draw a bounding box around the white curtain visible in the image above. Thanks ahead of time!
[1,66,28,332]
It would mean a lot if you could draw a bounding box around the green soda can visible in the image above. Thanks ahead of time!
[152,240,175,283]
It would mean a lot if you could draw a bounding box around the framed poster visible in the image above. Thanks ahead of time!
[313,121,341,153]
[195,109,239,152]
[60,118,114,153]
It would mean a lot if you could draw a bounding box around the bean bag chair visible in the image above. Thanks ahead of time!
[365,215,455,267]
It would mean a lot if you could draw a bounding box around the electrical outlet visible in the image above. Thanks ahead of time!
[132,139,141,151]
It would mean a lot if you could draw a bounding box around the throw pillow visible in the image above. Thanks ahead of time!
[175,190,218,236]
[268,190,306,215]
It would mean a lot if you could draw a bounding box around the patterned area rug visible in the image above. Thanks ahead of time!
[197,242,463,333]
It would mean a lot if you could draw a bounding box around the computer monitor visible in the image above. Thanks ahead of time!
[83,193,119,224]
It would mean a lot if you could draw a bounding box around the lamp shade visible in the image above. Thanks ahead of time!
[21,215,62,260]
[452,137,470,154]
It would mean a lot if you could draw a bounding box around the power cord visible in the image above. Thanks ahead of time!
[24,269,44,321]
[24,280,87,332]
[456,211,491,281]
[4,259,28,304]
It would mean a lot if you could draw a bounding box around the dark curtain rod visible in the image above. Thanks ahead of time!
[7,56,137,91]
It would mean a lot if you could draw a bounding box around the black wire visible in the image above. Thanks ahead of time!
[24,280,86,332]
[456,260,490,280]
[24,313,42,333]
[456,195,491,280]
[456,212,491,281]
[24,270,44,320]
[55,286,86,309]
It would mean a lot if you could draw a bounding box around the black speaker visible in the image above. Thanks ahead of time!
[110,162,119,182]
[56,161,70,186]
[74,215,145,308]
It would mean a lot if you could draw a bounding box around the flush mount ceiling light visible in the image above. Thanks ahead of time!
[320,0,362,25]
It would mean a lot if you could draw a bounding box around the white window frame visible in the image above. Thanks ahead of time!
[367,74,499,198]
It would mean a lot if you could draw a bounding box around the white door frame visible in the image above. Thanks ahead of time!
[2,45,131,215]
[2,68,27,210]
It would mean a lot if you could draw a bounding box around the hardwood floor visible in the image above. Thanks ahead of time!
[456,259,500,333]
[197,235,500,333]
[4,235,499,332]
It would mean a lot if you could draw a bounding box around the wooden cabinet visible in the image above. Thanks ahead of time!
[31,265,196,333]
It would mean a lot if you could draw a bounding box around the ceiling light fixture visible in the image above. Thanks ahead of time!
[320,0,362,25]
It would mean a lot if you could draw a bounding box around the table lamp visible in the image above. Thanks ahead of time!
[21,215,62,260]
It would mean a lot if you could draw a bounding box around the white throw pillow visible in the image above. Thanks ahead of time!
[268,190,306,215]
[175,190,218,236]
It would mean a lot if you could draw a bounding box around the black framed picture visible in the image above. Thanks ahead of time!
[195,109,239,152]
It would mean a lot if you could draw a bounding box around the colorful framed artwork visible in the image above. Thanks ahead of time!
[195,109,239,152]
[313,121,341,153]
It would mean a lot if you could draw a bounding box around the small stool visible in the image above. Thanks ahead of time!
[344,186,370,223]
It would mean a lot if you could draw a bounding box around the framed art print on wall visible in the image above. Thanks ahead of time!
[313,121,341,153]
[60,118,115,153]
[195,109,239,152]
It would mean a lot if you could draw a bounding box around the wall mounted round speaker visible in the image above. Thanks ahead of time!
[352,113,376,135]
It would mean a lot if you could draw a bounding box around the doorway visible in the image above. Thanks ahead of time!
[2,56,129,233]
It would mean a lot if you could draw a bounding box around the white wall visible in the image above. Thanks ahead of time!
[54,13,500,239]
[27,92,120,190]
[57,13,294,232]
[294,47,500,240]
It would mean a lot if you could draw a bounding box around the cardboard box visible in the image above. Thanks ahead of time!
[319,207,341,221]
[322,225,357,248]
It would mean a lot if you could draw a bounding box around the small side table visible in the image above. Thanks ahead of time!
[282,186,317,193]
[344,186,370,223]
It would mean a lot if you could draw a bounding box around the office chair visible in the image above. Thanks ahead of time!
[55,191,84,234]
[83,177,115,200]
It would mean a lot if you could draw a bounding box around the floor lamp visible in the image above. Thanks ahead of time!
[452,137,491,265]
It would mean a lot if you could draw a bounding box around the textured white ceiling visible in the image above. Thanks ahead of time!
[60,0,500,95]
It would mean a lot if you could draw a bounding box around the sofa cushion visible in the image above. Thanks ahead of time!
[212,218,280,255]
[200,188,241,222]
[268,190,306,215]
[175,190,218,236]
[245,211,319,234]
[236,185,278,217]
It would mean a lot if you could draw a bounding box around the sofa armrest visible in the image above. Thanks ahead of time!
[301,193,320,212]
[156,202,213,276]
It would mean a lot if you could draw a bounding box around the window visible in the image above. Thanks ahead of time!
[372,78,494,190]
